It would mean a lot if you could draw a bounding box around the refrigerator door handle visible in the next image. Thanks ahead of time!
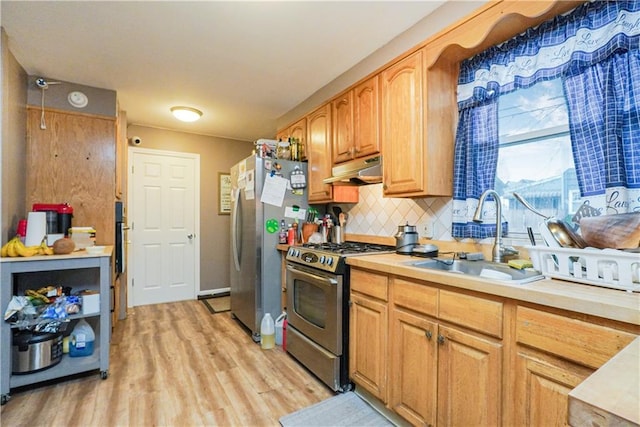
[231,188,241,271]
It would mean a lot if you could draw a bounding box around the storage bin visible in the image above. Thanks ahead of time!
[81,291,100,315]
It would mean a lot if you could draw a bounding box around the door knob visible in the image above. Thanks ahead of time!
[187,234,195,240]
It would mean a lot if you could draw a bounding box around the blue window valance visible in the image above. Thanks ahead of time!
[453,0,640,239]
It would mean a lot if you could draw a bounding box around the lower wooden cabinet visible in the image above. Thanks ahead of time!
[436,324,502,426]
[513,348,592,426]
[348,269,638,427]
[390,297,502,426]
[349,269,389,402]
[390,308,438,425]
[511,305,637,426]
[349,292,388,402]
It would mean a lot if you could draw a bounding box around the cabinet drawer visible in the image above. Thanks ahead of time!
[392,277,438,317]
[439,290,503,338]
[516,306,636,369]
[351,269,388,301]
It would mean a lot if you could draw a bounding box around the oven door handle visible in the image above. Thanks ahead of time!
[286,265,338,287]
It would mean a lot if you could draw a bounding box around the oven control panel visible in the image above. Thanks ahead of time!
[286,247,343,273]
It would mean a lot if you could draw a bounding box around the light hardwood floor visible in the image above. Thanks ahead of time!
[1,300,334,426]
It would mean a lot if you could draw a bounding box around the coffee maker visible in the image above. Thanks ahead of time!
[32,203,74,237]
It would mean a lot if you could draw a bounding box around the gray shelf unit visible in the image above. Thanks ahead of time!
[1,254,111,404]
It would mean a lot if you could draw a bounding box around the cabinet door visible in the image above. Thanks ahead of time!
[289,118,307,161]
[331,91,354,164]
[437,325,502,427]
[390,308,438,426]
[513,348,592,426]
[381,49,425,196]
[276,128,289,142]
[354,75,381,160]
[349,293,388,402]
[306,104,333,203]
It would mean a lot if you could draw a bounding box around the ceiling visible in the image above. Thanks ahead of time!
[1,1,446,142]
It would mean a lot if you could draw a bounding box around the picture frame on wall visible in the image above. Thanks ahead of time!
[218,172,232,215]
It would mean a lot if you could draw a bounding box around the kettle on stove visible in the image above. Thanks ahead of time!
[394,223,419,254]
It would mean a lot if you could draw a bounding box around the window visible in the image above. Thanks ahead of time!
[495,79,580,237]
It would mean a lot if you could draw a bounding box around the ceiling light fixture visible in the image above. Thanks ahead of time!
[171,106,202,122]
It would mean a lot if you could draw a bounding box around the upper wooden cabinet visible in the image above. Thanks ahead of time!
[306,103,333,203]
[381,50,425,196]
[331,91,353,164]
[332,75,381,165]
[381,48,453,198]
[275,128,288,143]
[277,117,307,161]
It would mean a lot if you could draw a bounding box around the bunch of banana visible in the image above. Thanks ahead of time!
[25,289,50,304]
[37,239,54,256]
[1,236,54,257]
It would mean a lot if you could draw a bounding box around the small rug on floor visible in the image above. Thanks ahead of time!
[200,295,230,314]
[279,392,394,427]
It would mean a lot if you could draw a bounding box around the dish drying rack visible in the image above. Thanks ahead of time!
[527,246,640,293]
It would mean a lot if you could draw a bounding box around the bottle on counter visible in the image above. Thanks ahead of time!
[287,224,295,245]
[278,220,287,244]
[292,222,299,244]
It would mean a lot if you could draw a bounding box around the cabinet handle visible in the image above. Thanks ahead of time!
[437,334,445,345]
[425,330,433,340]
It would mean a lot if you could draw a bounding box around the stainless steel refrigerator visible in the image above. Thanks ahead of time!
[230,154,309,341]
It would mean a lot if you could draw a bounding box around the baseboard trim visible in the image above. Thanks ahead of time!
[198,287,230,299]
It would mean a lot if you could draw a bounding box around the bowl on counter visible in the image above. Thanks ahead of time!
[85,246,105,255]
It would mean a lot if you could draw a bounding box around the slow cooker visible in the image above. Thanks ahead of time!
[12,330,63,374]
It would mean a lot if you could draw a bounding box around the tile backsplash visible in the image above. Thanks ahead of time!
[335,184,454,241]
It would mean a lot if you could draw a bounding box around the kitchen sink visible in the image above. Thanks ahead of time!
[405,258,545,284]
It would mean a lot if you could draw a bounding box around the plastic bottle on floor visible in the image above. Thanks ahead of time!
[260,313,275,350]
[275,312,287,346]
[69,319,95,357]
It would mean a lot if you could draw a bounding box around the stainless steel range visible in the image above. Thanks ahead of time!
[285,241,395,392]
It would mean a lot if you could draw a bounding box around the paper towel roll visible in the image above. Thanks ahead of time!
[25,212,47,246]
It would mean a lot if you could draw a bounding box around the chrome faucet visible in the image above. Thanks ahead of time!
[473,189,518,263]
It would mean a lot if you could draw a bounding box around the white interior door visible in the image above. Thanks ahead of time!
[129,148,200,306]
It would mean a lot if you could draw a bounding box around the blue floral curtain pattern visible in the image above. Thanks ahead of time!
[452,0,640,238]
[457,1,640,107]
[451,98,505,238]
[564,50,640,214]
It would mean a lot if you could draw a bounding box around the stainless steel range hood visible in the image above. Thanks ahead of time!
[323,156,382,185]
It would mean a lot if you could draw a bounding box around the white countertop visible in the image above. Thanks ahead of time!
[1,245,113,263]
[346,252,640,326]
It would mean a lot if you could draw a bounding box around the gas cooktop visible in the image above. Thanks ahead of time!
[286,241,395,274]
[301,242,396,255]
